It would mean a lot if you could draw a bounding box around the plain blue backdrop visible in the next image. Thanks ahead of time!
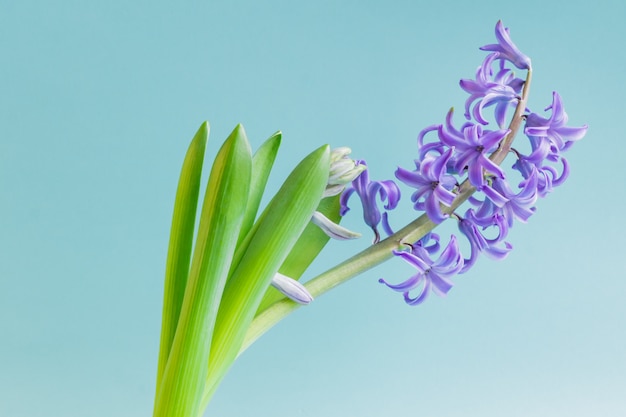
[1,1,624,416]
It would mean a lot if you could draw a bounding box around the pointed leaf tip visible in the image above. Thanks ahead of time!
[199,120,210,134]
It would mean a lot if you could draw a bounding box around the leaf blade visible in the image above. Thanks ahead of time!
[155,122,208,390]
[154,124,252,417]
[238,131,281,245]
[201,144,331,406]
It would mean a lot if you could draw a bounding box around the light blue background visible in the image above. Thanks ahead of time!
[1,1,624,416]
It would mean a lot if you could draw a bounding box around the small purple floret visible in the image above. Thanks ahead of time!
[512,157,569,198]
[525,91,588,156]
[457,213,512,273]
[460,53,524,127]
[341,160,401,243]
[379,236,464,306]
[438,110,509,188]
[395,148,457,223]
[480,20,532,70]
[511,92,586,197]
[480,171,538,228]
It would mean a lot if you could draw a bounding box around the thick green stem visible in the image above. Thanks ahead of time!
[241,69,533,354]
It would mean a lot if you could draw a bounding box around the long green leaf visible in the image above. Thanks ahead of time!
[237,131,281,246]
[154,124,252,417]
[155,122,208,391]
[201,145,330,407]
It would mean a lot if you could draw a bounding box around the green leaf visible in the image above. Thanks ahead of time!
[237,131,281,246]
[154,124,252,417]
[155,122,208,391]
[255,194,342,314]
[201,144,330,407]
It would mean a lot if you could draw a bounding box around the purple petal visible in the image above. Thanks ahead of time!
[339,186,355,216]
[429,273,454,296]
[404,280,431,306]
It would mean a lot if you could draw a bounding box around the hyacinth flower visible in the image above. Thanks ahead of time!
[480,20,532,70]
[525,91,588,154]
[340,160,401,243]
[510,93,586,197]
[437,114,510,189]
[457,211,513,273]
[515,93,586,181]
[379,236,464,305]
[151,21,587,417]
[460,52,525,127]
[481,172,539,228]
[512,156,570,198]
[395,147,457,223]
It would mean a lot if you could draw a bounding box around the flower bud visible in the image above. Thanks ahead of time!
[270,273,314,305]
[324,147,367,197]
[311,211,361,240]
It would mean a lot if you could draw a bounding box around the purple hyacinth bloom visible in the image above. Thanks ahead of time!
[341,160,401,243]
[438,109,509,188]
[512,155,570,198]
[467,194,511,238]
[519,133,558,166]
[510,92,584,197]
[480,170,538,228]
[457,212,512,273]
[480,20,532,70]
[395,148,458,223]
[379,236,464,306]
[460,53,525,127]
[524,91,588,155]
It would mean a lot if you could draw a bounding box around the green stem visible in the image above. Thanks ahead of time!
[242,69,533,354]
